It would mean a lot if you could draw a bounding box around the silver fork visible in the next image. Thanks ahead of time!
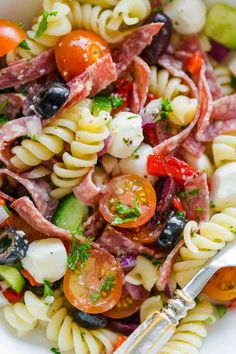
[114,238,236,354]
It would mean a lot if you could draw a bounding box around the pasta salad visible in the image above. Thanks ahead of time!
[0,0,236,353]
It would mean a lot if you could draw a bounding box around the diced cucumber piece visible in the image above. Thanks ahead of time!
[52,193,89,232]
[205,3,236,49]
[0,265,25,293]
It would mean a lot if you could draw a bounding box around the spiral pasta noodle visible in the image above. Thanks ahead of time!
[212,135,236,166]
[10,104,81,171]
[50,99,111,199]
[125,256,159,291]
[3,290,119,354]
[174,208,236,288]
[6,0,72,63]
[149,66,190,100]
[160,301,215,354]
[112,0,151,26]
[140,296,163,323]
[77,0,119,7]
[214,65,235,96]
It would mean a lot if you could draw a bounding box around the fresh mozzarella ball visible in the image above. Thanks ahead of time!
[165,0,207,35]
[22,238,67,284]
[185,152,213,178]
[108,111,144,158]
[119,143,156,183]
[210,162,236,210]
[168,96,198,126]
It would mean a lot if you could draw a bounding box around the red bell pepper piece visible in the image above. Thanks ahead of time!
[3,288,25,304]
[187,50,202,75]
[112,79,133,114]
[173,197,184,212]
[147,155,195,184]
[21,269,39,287]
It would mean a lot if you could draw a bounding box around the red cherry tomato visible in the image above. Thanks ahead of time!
[0,19,26,57]
[63,249,123,314]
[118,224,160,244]
[204,267,236,301]
[55,30,110,81]
[99,175,156,228]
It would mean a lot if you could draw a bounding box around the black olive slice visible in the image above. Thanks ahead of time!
[156,211,186,250]
[71,310,108,330]
[33,82,70,118]
[0,227,28,265]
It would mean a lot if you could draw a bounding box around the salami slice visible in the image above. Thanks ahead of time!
[199,119,236,142]
[0,169,58,219]
[132,56,151,112]
[83,210,106,239]
[0,49,56,89]
[65,70,92,109]
[131,82,140,114]
[112,23,163,76]
[0,93,25,119]
[181,171,210,222]
[182,134,205,157]
[73,168,100,206]
[211,93,236,121]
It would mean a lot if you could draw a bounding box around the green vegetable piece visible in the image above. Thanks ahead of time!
[0,115,10,126]
[215,304,227,318]
[52,193,88,232]
[93,96,112,116]
[18,40,30,50]
[111,198,142,226]
[0,265,25,293]
[51,348,61,354]
[34,11,58,39]
[205,4,236,49]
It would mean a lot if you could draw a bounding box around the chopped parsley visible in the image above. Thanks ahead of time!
[230,75,236,89]
[215,304,227,318]
[143,254,161,266]
[189,188,201,196]
[206,316,214,324]
[176,211,185,218]
[111,198,142,226]
[80,331,86,342]
[179,190,187,199]
[0,115,10,126]
[34,11,58,39]
[230,226,236,236]
[131,151,139,159]
[67,226,91,271]
[18,40,30,50]
[93,95,124,115]
[210,200,216,209]
[0,98,8,114]
[154,7,163,13]
[155,98,173,122]
[110,95,124,109]
[123,137,133,146]
[50,348,61,354]
[43,280,54,305]
[128,115,139,120]
[91,274,115,303]
[195,207,205,212]
[18,86,28,96]
[31,134,39,141]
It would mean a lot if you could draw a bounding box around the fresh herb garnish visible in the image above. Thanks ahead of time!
[67,226,91,271]
[91,274,115,303]
[206,316,214,323]
[189,188,201,196]
[80,331,86,342]
[111,198,142,226]
[18,40,30,50]
[154,7,163,13]
[210,200,216,209]
[176,211,185,218]
[179,190,187,199]
[50,347,61,354]
[230,75,236,89]
[230,226,236,236]
[0,115,10,126]
[34,11,58,39]
[93,95,124,115]
[123,137,133,146]
[31,134,39,141]
[195,207,205,212]
[128,115,139,120]
[44,280,54,298]
[110,95,124,109]
[0,98,8,114]
[15,21,24,29]
[215,304,227,318]
[18,86,28,96]
[143,254,161,266]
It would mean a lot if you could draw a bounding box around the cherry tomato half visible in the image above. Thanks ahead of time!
[55,30,110,81]
[118,224,160,244]
[204,267,236,301]
[0,19,26,57]
[63,249,123,314]
[99,175,156,228]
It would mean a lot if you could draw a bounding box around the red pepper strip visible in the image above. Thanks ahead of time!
[3,288,25,304]
[143,125,159,147]
[21,269,39,287]
[147,155,195,184]
[112,79,133,114]
[173,197,184,212]
[187,50,203,75]
[114,336,127,350]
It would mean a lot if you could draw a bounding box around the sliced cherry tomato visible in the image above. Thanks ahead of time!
[63,249,123,314]
[204,267,236,301]
[118,224,160,244]
[3,288,25,304]
[147,155,195,184]
[115,336,127,349]
[99,175,156,228]
[187,50,202,75]
[172,197,184,212]
[21,269,39,287]
[104,292,148,319]
[55,30,110,81]
[0,19,26,57]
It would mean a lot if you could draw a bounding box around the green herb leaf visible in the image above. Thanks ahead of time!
[67,227,91,271]
[0,98,8,114]
[0,115,10,126]
[154,7,163,13]
[110,95,124,109]
[189,188,201,196]
[210,200,216,209]
[31,134,39,141]
[18,40,30,50]
[195,207,205,212]
[91,274,115,303]
[179,190,187,199]
[206,316,214,323]
[128,115,139,120]
[176,211,185,218]
[160,98,173,120]
[112,198,142,226]
[80,331,86,342]
[43,280,54,299]
[215,304,227,318]
[50,347,61,354]
[93,96,112,115]
[15,21,24,29]
[230,75,236,89]
[34,11,58,39]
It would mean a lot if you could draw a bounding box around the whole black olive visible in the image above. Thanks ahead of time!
[156,211,186,250]
[71,310,108,330]
[33,82,70,118]
[26,280,60,297]
[141,11,172,65]
[0,227,28,265]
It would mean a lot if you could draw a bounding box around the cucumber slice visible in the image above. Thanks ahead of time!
[0,265,25,293]
[205,4,236,49]
[52,193,89,232]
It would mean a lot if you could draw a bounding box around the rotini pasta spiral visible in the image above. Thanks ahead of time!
[140,295,163,323]
[160,301,215,354]
[78,0,119,8]
[112,0,151,26]
[149,66,190,100]
[168,95,198,126]
[50,99,111,199]
[3,290,119,354]
[6,0,72,63]
[10,104,81,171]
[174,208,236,288]
[125,256,159,291]
[212,135,236,166]
[214,66,235,96]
